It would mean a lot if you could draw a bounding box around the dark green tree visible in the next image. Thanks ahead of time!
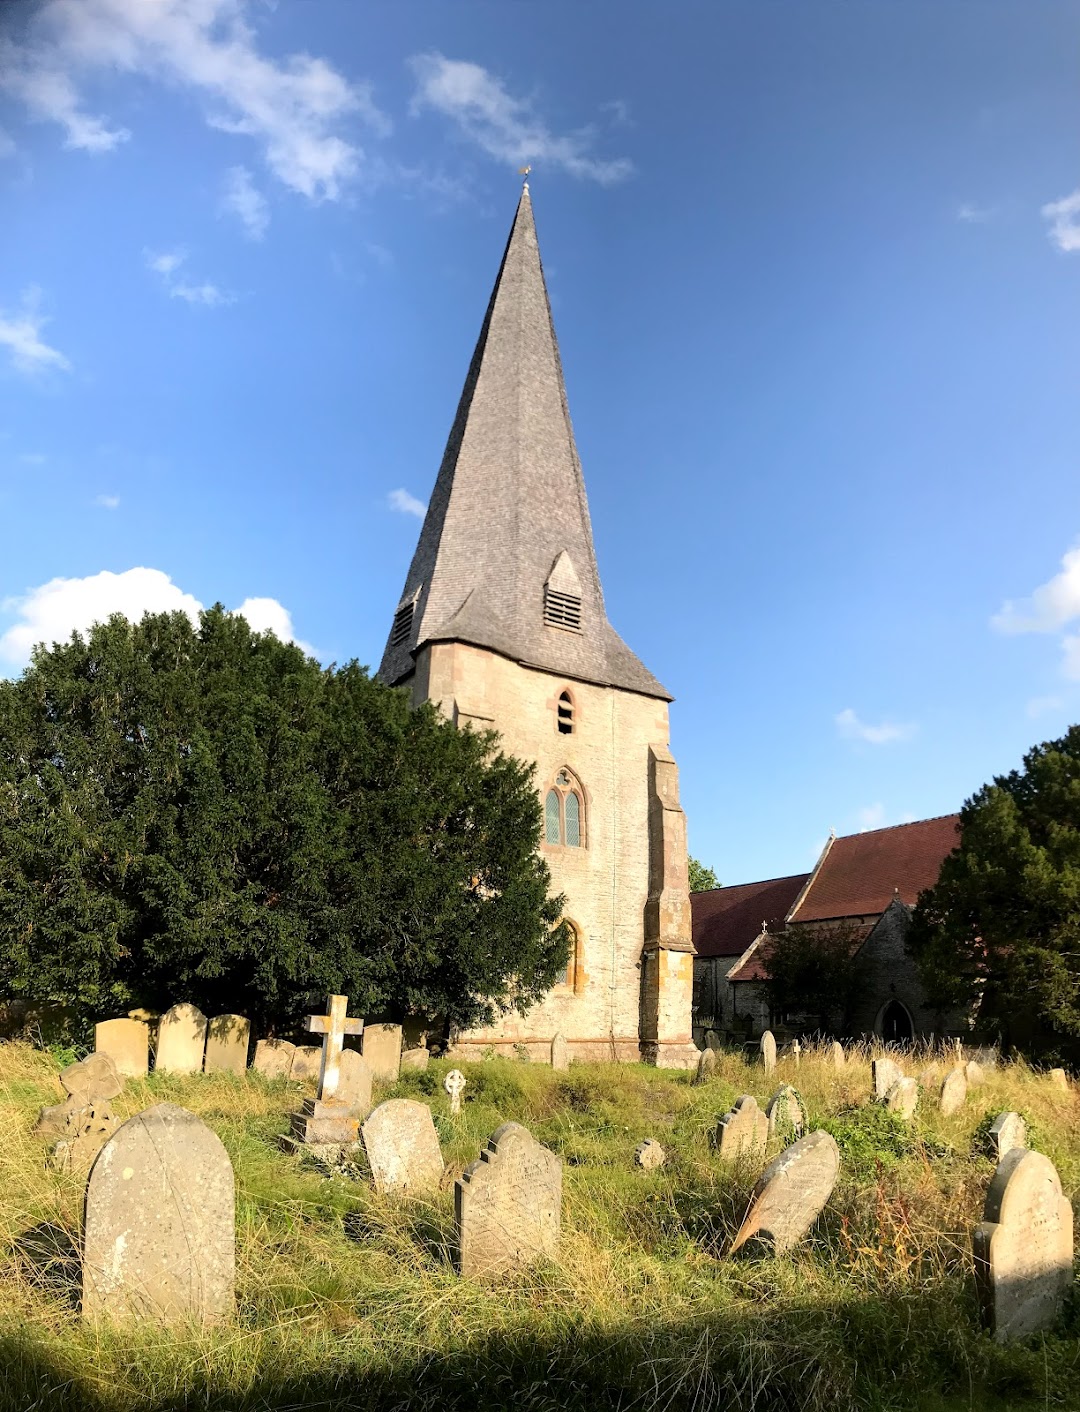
[910,726,1080,1055]
[688,856,720,892]
[762,922,867,1033]
[0,608,568,1034]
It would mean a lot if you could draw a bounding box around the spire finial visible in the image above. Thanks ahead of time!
[518,164,532,192]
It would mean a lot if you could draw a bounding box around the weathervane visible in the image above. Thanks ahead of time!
[519,164,532,190]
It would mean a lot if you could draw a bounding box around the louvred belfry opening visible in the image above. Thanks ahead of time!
[544,587,582,631]
[389,600,415,648]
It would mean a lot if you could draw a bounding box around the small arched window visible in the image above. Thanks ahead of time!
[545,790,562,844]
[543,769,585,849]
[557,691,574,735]
[564,791,581,847]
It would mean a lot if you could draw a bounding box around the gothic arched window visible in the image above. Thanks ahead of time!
[558,918,585,992]
[543,769,586,849]
[557,690,574,735]
[544,790,562,844]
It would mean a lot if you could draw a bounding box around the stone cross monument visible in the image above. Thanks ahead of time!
[282,994,366,1153]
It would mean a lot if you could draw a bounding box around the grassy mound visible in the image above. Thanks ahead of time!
[1,1041,1077,1412]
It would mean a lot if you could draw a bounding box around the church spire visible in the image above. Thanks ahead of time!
[378,188,669,701]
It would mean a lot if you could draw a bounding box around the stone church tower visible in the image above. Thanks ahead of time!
[378,187,696,1066]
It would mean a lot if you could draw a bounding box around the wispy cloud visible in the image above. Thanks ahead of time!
[94,493,120,510]
[221,165,269,240]
[1042,189,1080,253]
[956,202,994,224]
[409,53,632,186]
[0,287,70,374]
[835,707,916,746]
[144,248,234,307]
[388,488,426,519]
[0,0,389,199]
[992,539,1080,635]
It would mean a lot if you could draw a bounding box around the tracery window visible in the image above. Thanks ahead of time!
[543,768,585,848]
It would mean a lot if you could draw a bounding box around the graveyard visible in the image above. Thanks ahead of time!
[2,1029,1078,1412]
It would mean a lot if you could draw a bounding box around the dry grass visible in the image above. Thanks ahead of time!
[1,1040,1078,1412]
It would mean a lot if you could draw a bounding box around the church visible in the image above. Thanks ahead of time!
[377,186,697,1068]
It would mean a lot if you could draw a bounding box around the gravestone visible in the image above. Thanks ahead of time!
[289,1046,322,1083]
[634,1138,666,1171]
[94,1019,149,1079]
[551,1033,569,1072]
[337,1049,373,1116]
[872,1057,902,1102]
[362,1023,403,1083]
[286,996,367,1151]
[35,1052,123,1171]
[830,1041,845,1069]
[444,1069,466,1115]
[714,1095,769,1163]
[765,1085,805,1139]
[760,1030,777,1075]
[155,1003,208,1075]
[730,1130,840,1257]
[401,1046,430,1072]
[82,1103,234,1325]
[940,1068,968,1117]
[1048,1068,1069,1093]
[361,1099,444,1195]
[705,1031,723,1052]
[694,1047,717,1084]
[974,1148,1073,1342]
[791,1038,801,1068]
[455,1123,561,1279]
[203,1015,251,1076]
[965,1060,985,1087]
[62,1052,122,1106]
[989,1112,1027,1162]
[252,1038,295,1079]
[885,1077,919,1120]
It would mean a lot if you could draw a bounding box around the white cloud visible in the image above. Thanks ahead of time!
[0,0,388,199]
[1042,189,1080,253]
[956,202,993,224]
[94,493,120,509]
[835,708,915,746]
[856,803,886,832]
[221,164,268,239]
[388,487,426,519]
[409,53,632,186]
[992,540,1080,635]
[0,288,71,374]
[0,567,311,670]
[146,248,186,277]
[144,247,234,307]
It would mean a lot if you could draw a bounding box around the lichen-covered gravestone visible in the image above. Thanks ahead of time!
[974,1149,1073,1342]
[203,1014,251,1075]
[886,1077,919,1120]
[634,1139,666,1171]
[830,1041,845,1069]
[401,1046,430,1072]
[362,1023,403,1083]
[337,1049,373,1116]
[988,1112,1027,1162]
[289,1045,322,1083]
[940,1067,968,1117]
[714,1095,769,1163]
[730,1130,840,1257]
[94,1019,149,1079]
[35,1052,123,1170]
[551,1032,569,1072]
[694,1047,717,1084]
[760,1030,777,1076]
[155,1003,208,1074]
[82,1103,234,1325]
[872,1057,902,1102]
[965,1060,985,1087]
[765,1085,805,1139]
[455,1123,561,1279]
[252,1038,295,1079]
[361,1099,444,1195]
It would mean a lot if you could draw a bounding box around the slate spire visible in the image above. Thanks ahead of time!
[378,186,669,700]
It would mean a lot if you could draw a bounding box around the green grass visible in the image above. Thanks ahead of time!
[1,1041,1078,1412]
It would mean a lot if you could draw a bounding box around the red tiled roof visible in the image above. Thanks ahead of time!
[691,873,810,959]
[728,922,875,983]
[790,814,960,923]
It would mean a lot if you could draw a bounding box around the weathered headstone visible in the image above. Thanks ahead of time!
[337,1048,374,1116]
[730,1130,840,1257]
[940,1067,968,1117]
[885,1077,919,1120]
[872,1056,902,1102]
[252,1038,295,1079]
[974,1148,1073,1342]
[289,1045,322,1084]
[760,1030,777,1075]
[705,1030,723,1052]
[765,1085,805,1139]
[444,1068,466,1115]
[1048,1068,1069,1093]
[155,1003,208,1075]
[35,1053,122,1170]
[361,1099,444,1196]
[634,1138,666,1171]
[694,1047,717,1084]
[203,1015,251,1076]
[965,1060,985,1087]
[401,1046,430,1072]
[362,1023,403,1083]
[551,1032,569,1072]
[830,1040,845,1069]
[286,996,367,1150]
[94,1019,149,1079]
[714,1095,769,1163]
[82,1103,234,1325]
[988,1112,1027,1162]
[455,1123,561,1279]
[62,1052,122,1105]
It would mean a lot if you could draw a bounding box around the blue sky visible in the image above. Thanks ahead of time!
[1,0,1078,885]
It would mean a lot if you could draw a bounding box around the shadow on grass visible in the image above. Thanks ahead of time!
[11,1221,81,1310]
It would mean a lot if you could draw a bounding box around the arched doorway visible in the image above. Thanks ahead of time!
[878,999,914,1043]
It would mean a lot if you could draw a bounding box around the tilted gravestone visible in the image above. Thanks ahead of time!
[551,1033,569,1072]
[360,1099,444,1196]
[885,1077,919,1120]
[455,1123,561,1279]
[988,1112,1027,1163]
[155,1003,208,1074]
[830,1041,845,1069]
[289,1045,322,1083]
[362,1023,403,1083]
[872,1057,902,1102]
[94,1019,149,1079]
[82,1103,234,1325]
[252,1038,295,1079]
[714,1095,769,1163]
[694,1048,717,1085]
[35,1052,123,1170]
[203,1015,251,1076]
[765,1085,805,1139]
[760,1030,777,1076]
[401,1046,430,1072]
[939,1068,968,1117]
[634,1139,666,1172]
[730,1130,840,1257]
[974,1148,1073,1342]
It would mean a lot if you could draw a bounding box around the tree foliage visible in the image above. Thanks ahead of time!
[688,856,720,892]
[0,608,568,1034]
[910,726,1080,1052]
[762,922,867,1032]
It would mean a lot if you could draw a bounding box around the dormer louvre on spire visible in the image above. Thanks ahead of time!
[378,188,669,701]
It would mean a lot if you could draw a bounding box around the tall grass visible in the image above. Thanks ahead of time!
[1,1040,1077,1411]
